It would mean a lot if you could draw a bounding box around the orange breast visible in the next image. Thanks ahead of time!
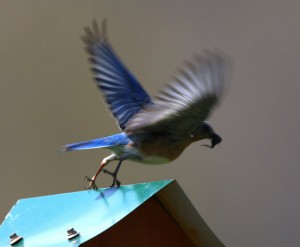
[139,138,192,162]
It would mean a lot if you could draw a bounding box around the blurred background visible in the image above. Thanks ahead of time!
[1,1,300,246]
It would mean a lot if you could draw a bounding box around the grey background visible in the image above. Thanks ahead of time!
[1,1,300,246]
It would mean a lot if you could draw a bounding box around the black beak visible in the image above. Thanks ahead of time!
[211,133,222,148]
[201,133,222,149]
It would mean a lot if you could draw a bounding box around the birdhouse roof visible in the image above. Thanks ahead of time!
[0,179,224,247]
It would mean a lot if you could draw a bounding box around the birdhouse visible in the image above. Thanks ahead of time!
[0,180,226,247]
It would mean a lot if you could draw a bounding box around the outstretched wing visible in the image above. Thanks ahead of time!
[81,20,152,130]
[125,51,231,136]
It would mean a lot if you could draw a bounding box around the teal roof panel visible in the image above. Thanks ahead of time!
[0,179,173,247]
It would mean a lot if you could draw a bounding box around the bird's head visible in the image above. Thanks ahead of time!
[191,122,222,149]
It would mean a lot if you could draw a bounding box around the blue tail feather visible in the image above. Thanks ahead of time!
[58,133,130,152]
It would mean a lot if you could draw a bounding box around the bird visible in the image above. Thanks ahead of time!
[58,20,231,189]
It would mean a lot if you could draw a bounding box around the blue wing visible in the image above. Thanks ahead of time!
[58,133,130,152]
[81,20,152,130]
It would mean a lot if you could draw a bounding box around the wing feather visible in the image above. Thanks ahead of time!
[81,20,152,130]
[125,51,231,136]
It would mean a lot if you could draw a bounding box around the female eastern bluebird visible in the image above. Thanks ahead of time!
[58,20,231,189]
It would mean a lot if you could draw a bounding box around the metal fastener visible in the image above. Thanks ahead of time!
[10,233,23,246]
[67,228,80,240]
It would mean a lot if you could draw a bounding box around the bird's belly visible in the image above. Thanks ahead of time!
[134,140,190,165]
[110,138,191,165]
[129,154,170,165]
[109,144,170,165]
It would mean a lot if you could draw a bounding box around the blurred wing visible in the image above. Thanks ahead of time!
[125,51,231,135]
[81,20,152,130]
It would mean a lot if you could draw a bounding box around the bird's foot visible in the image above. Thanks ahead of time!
[84,176,98,190]
[103,169,121,187]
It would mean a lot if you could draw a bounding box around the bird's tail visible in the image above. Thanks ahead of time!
[57,138,111,153]
[57,133,129,153]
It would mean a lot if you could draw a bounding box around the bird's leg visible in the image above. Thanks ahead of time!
[85,154,117,190]
[103,155,128,187]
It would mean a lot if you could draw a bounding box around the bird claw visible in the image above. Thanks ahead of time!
[103,169,121,187]
[84,176,98,190]
[112,179,121,188]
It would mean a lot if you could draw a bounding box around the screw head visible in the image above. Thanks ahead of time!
[9,233,23,246]
[67,228,80,240]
